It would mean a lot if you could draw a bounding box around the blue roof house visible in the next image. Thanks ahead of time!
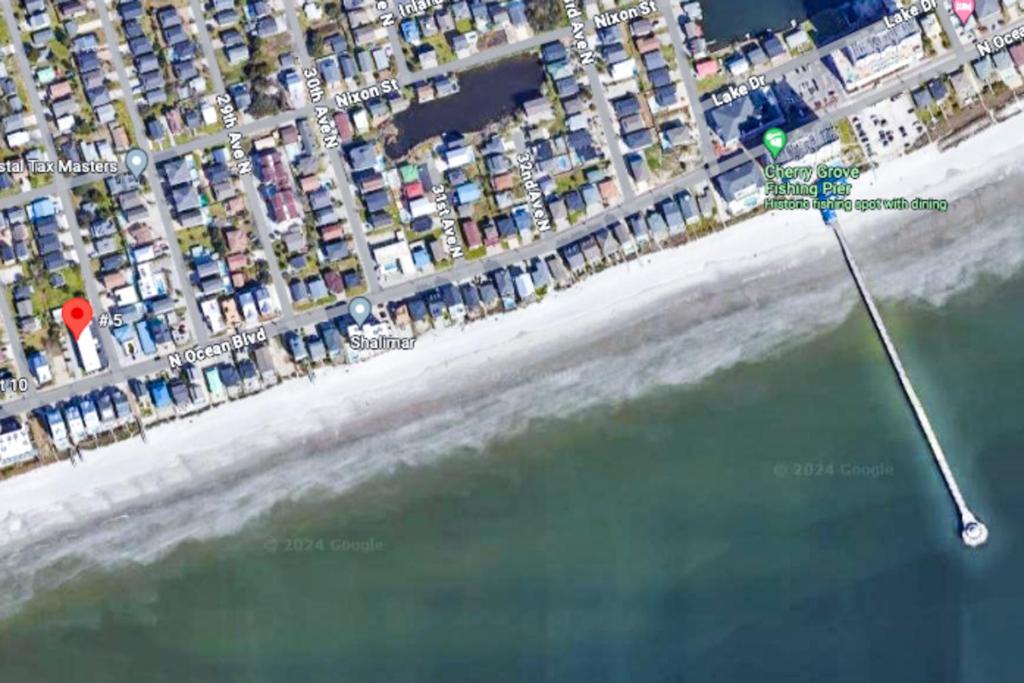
[148,379,172,409]
[455,182,482,205]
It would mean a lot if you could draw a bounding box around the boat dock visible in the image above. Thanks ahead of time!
[832,223,988,548]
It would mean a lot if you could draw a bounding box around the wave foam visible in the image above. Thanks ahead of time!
[0,169,1022,619]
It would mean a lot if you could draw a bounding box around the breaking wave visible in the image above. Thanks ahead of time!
[0,167,1021,619]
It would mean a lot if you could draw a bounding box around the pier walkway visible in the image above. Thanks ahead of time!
[832,224,988,548]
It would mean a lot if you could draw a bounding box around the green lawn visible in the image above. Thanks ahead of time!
[112,101,136,146]
[554,169,585,194]
[48,38,70,64]
[418,33,455,66]
[30,263,85,317]
[177,224,213,254]
[332,255,360,273]
[697,73,730,95]
[644,146,664,172]
[345,282,368,298]
[836,118,858,146]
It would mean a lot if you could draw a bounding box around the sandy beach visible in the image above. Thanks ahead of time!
[1,111,1023,611]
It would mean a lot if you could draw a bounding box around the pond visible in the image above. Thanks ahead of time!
[385,55,545,159]
[701,0,886,44]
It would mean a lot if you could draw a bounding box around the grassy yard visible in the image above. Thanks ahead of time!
[836,118,858,146]
[345,282,368,298]
[555,169,586,195]
[465,245,487,260]
[418,33,456,66]
[48,37,70,64]
[29,262,85,320]
[332,255,360,273]
[644,146,664,172]
[696,73,730,95]
[177,224,213,254]
[112,101,136,146]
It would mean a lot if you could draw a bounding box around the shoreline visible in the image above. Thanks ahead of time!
[0,110,1023,610]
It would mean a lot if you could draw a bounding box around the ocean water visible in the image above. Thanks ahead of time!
[0,254,1020,680]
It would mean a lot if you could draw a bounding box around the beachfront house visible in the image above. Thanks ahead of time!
[714,162,765,216]
[0,417,37,469]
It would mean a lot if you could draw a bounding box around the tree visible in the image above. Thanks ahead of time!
[249,91,279,118]
[525,0,565,31]
[307,29,324,57]
[255,261,271,285]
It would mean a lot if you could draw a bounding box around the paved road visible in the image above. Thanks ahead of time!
[934,0,971,63]
[189,0,226,93]
[0,175,113,212]
[0,34,987,417]
[152,107,315,162]
[281,0,382,295]
[241,174,295,317]
[0,282,36,396]
[402,27,571,83]
[656,0,717,164]
[697,10,962,114]
[95,0,212,347]
[2,5,1015,421]
[1,0,120,373]
[585,64,637,201]
[327,148,383,294]
[384,0,413,82]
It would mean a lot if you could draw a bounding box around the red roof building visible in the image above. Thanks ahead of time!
[1011,44,1024,66]
[226,252,249,272]
[323,270,344,294]
[461,219,482,248]
[403,180,424,199]
[319,223,344,242]
[696,59,719,77]
[334,112,353,142]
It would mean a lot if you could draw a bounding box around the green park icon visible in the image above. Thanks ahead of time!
[763,128,788,160]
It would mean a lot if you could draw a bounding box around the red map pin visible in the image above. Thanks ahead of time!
[61,297,94,341]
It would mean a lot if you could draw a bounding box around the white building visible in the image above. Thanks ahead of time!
[201,298,227,335]
[75,323,104,373]
[829,21,923,92]
[714,161,766,216]
[372,234,416,279]
[777,124,843,168]
[0,417,36,468]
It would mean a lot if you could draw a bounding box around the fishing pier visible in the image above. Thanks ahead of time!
[832,223,988,548]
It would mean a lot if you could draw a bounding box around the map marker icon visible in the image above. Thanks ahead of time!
[763,128,788,161]
[62,297,93,341]
[125,148,149,179]
[953,0,974,25]
[349,297,372,326]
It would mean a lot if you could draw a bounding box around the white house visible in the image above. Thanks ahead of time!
[0,417,36,468]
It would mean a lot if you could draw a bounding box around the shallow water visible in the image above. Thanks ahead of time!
[2,152,1023,679]
[0,260,1020,681]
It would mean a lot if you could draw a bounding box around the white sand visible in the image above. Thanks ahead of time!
[2,111,1024,550]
